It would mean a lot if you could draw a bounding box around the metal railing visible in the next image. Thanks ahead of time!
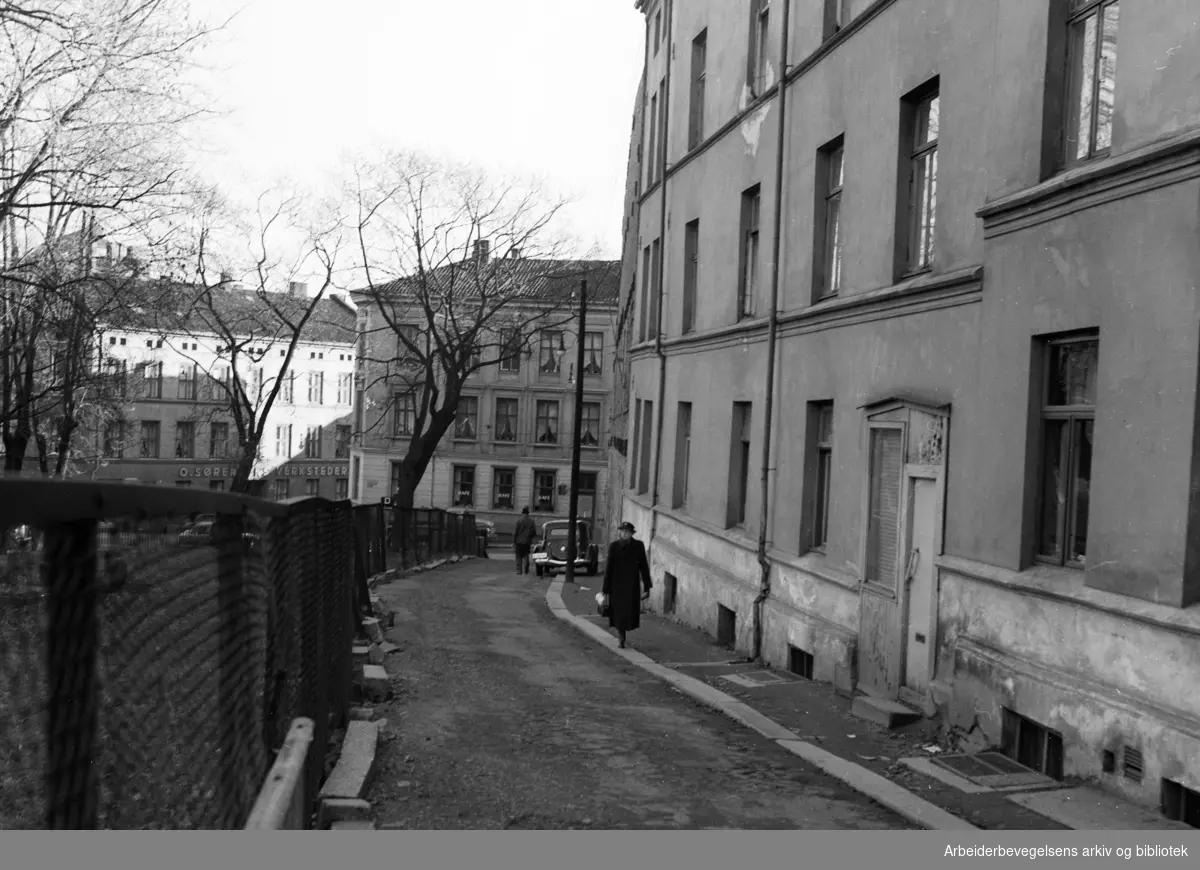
[0,480,369,830]
[387,507,483,569]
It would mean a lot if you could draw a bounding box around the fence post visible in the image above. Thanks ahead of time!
[44,520,100,830]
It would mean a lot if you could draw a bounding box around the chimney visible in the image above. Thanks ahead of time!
[288,281,307,297]
[474,239,491,263]
[509,247,521,259]
[219,271,233,285]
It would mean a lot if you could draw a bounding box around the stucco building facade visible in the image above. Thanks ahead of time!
[618,0,1200,817]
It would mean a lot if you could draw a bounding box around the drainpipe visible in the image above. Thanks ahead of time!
[751,0,791,664]
[649,0,673,545]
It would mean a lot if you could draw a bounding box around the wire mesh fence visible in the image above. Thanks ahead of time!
[0,481,364,830]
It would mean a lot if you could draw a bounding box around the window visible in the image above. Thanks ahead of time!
[140,421,160,458]
[394,392,415,436]
[864,426,904,588]
[281,371,294,403]
[307,371,324,404]
[273,478,290,501]
[536,400,560,444]
[646,90,659,189]
[580,402,601,446]
[102,421,124,459]
[494,397,518,441]
[689,29,707,150]
[648,238,662,338]
[653,7,662,54]
[390,461,404,497]
[334,424,351,459]
[637,400,654,495]
[337,372,352,404]
[738,186,761,320]
[901,85,939,275]
[630,399,644,490]
[276,424,292,458]
[396,324,419,365]
[178,364,197,400]
[639,244,652,342]
[456,396,479,439]
[251,367,264,399]
[727,403,752,527]
[534,470,556,512]
[305,478,319,496]
[1036,335,1097,568]
[335,478,349,500]
[539,331,563,374]
[582,332,603,376]
[176,480,192,488]
[807,402,834,550]
[209,480,226,492]
[143,362,163,399]
[453,465,475,507]
[493,468,516,509]
[1065,0,1119,165]
[499,329,521,373]
[673,402,692,509]
[824,0,848,39]
[748,0,770,95]
[171,421,194,458]
[304,425,322,459]
[210,422,229,458]
[579,471,598,497]
[682,219,699,334]
[104,359,128,398]
[815,138,845,299]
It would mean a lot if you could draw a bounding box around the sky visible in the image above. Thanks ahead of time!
[192,0,645,262]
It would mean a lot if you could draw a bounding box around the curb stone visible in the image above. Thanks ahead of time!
[544,577,979,832]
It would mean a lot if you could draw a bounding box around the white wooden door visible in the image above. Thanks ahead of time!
[901,471,939,694]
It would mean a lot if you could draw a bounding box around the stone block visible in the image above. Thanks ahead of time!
[362,617,384,644]
[317,798,371,829]
[851,695,922,729]
[349,706,376,721]
[352,645,370,662]
[367,643,386,665]
[319,720,380,801]
[362,664,390,702]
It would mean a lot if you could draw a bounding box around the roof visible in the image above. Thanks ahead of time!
[354,256,621,308]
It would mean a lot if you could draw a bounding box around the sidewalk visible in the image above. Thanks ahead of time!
[549,577,1179,832]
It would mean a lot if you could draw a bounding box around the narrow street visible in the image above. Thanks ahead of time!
[366,558,912,830]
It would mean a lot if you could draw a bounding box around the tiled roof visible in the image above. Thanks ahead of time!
[354,256,621,308]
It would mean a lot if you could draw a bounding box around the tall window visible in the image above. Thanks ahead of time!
[807,402,834,550]
[1037,335,1098,568]
[823,0,848,39]
[178,364,197,400]
[630,399,643,490]
[143,362,163,399]
[304,425,322,459]
[539,331,563,374]
[738,185,761,320]
[276,424,292,458]
[102,421,124,459]
[648,238,662,338]
[689,29,708,150]
[456,396,479,439]
[864,426,903,588]
[251,367,264,399]
[274,478,290,501]
[308,371,324,404]
[140,421,160,458]
[748,0,770,95]
[683,219,699,334]
[453,465,475,507]
[816,139,845,299]
[653,8,662,54]
[494,398,518,441]
[673,402,692,509]
[104,359,128,398]
[582,332,603,376]
[499,329,521,373]
[397,324,419,365]
[337,372,353,404]
[902,86,939,274]
[637,400,654,495]
[534,470,556,512]
[174,421,195,458]
[1065,0,1119,165]
[335,478,349,500]
[639,244,652,342]
[580,402,601,446]
[280,371,294,403]
[646,89,659,189]
[390,461,404,497]
[493,468,515,509]
[334,424,351,458]
[727,403,752,527]
[305,478,319,496]
[394,392,415,436]
[535,400,559,444]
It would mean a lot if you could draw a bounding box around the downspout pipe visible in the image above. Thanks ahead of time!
[649,0,673,544]
[751,0,791,664]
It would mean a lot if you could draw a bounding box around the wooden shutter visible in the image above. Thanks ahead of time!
[865,427,903,589]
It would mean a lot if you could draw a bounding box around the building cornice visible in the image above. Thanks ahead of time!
[977,126,1200,239]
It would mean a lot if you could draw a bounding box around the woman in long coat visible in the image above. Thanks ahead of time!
[602,521,652,648]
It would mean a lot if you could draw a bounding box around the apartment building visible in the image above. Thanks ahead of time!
[82,283,357,499]
[350,249,620,538]
[618,0,1200,818]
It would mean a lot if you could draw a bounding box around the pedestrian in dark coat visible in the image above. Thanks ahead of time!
[512,507,537,575]
[602,521,652,649]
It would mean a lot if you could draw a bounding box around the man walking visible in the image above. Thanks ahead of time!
[601,521,652,649]
[512,507,537,575]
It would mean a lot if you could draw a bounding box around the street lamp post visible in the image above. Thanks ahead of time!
[564,278,588,585]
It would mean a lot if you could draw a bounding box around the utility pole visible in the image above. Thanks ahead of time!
[563,277,587,585]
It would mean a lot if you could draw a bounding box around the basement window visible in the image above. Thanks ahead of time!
[1123,746,1144,783]
[717,605,736,648]
[787,645,814,680]
[1161,779,1200,828]
[1001,708,1064,781]
[663,572,677,615]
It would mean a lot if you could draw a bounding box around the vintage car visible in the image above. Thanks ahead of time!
[531,519,600,577]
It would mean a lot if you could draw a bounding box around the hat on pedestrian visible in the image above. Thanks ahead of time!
[618,521,635,533]
[522,507,530,514]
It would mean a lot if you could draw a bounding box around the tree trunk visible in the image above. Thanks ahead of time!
[391,459,420,509]
[230,445,258,494]
[3,432,27,473]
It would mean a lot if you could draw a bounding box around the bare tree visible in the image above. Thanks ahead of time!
[346,151,616,509]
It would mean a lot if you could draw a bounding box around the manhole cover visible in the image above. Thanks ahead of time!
[931,751,1061,790]
[718,671,793,688]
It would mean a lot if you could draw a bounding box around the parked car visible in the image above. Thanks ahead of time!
[532,519,600,577]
